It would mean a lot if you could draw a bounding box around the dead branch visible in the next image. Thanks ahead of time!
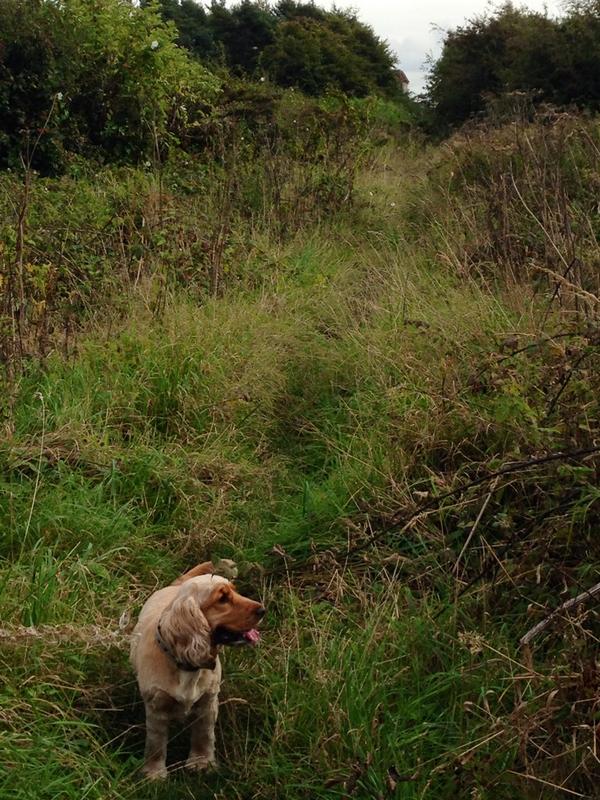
[520,580,600,648]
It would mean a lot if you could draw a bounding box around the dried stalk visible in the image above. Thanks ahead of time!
[520,580,600,648]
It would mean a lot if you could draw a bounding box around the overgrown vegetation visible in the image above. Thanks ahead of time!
[426,0,600,131]
[0,0,220,170]
[0,0,411,172]
[1,2,599,800]
[0,86,406,371]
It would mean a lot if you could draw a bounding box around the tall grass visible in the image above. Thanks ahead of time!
[1,119,599,799]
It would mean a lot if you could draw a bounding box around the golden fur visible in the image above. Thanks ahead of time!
[130,561,264,779]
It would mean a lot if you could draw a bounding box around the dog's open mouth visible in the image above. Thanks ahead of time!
[213,626,261,647]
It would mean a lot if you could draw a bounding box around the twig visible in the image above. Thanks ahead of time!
[507,770,588,797]
[444,496,577,612]
[453,480,497,575]
[270,445,600,579]
[544,347,594,419]
[22,392,46,555]
[534,265,599,308]
[472,331,582,383]
[540,258,576,328]
[520,580,600,648]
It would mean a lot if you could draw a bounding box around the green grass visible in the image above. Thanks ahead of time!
[1,144,598,799]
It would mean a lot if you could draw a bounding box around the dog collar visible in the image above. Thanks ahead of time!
[155,622,216,672]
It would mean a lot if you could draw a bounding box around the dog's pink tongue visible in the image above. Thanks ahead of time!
[243,629,260,645]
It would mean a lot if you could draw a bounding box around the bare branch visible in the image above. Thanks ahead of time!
[520,580,600,648]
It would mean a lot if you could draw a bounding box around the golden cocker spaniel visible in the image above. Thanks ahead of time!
[130,561,265,779]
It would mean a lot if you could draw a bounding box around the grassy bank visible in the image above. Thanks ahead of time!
[1,120,599,799]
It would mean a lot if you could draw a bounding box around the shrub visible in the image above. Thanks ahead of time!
[0,0,220,172]
[409,111,600,310]
[0,83,393,370]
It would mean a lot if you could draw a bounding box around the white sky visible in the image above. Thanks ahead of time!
[313,1,566,94]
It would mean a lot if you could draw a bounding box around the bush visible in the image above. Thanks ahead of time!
[0,83,394,370]
[426,1,600,132]
[408,111,600,313]
[0,0,220,172]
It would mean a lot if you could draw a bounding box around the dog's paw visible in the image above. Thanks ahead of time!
[185,755,217,773]
[142,763,168,780]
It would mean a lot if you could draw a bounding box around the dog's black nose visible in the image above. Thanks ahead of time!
[256,606,266,618]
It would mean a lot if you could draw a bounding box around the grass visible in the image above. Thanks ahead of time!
[1,134,599,799]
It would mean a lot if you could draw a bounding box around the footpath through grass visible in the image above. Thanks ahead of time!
[1,140,599,799]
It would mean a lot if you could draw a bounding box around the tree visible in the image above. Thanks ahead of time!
[209,1,276,74]
[555,0,600,110]
[426,2,600,132]
[152,0,217,60]
[154,1,399,98]
[260,9,397,97]
[274,1,326,21]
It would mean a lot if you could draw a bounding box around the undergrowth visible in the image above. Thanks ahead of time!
[1,115,599,799]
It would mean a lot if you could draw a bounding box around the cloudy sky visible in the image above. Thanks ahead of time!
[314,1,565,94]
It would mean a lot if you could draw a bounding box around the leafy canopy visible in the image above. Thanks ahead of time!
[426,1,600,131]
[153,0,400,98]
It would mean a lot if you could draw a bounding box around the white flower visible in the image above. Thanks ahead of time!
[145,161,152,168]
[150,40,159,50]
[390,202,396,208]
[56,92,63,101]
[260,76,265,82]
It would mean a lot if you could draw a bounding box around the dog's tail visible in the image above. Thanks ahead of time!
[171,561,215,586]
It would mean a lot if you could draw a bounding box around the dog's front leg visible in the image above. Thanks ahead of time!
[186,691,219,772]
[142,690,176,779]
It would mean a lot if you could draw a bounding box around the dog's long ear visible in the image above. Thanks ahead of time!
[171,561,215,586]
[158,590,215,670]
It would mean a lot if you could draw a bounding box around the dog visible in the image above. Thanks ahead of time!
[130,561,265,779]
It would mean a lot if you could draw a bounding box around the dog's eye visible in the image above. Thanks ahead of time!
[218,593,230,604]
